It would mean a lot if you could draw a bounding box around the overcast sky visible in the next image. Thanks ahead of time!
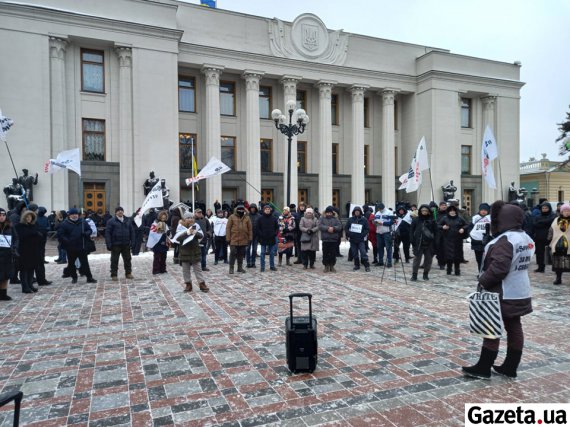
[185,0,570,162]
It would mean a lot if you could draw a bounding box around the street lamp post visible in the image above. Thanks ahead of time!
[272,100,309,206]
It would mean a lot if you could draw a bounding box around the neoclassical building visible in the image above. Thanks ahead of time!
[0,0,523,215]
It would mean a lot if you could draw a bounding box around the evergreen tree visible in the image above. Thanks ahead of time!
[556,106,570,154]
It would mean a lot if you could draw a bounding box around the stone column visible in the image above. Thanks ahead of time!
[280,76,301,207]
[350,85,368,206]
[115,46,134,212]
[381,89,397,209]
[482,95,498,203]
[242,71,264,205]
[202,65,224,209]
[49,37,68,210]
[316,80,335,211]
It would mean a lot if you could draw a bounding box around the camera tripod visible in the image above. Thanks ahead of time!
[379,226,408,285]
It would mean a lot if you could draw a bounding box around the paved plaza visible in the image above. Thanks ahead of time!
[1,241,569,426]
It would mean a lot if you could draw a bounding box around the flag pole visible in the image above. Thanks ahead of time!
[428,168,435,202]
[191,136,196,212]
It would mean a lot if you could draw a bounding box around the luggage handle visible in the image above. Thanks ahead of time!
[289,293,312,323]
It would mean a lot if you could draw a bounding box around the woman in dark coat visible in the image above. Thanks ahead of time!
[14,210,42,293]
[0,207,17,300]
[530,202,556,273]
[438,205,467,276]
[410,204,437,281]
[463,201,535,379]
[548,203,570,285]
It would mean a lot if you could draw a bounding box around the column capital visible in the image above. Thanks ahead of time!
[481,95,497,110]
[201,64,224,86]
[315,80,337,89]
[49,36,68,59]
[242,70,264,91]
[349,84,369,102]
[281,75,302,100]
[114,46,132,67]
[381,89,398,106]
[316,80,336,100]
[280,75,303,85]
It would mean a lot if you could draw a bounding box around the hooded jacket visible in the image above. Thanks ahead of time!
[58,216,93,253]
[226,207,252,246]
[410,204,437,249]
[256,208,279,245]
[248,204,261,238]
[438,206,468,261]
[531,202,556,243]
[14,210,42,269]
[479,201,533,318]
[299,212,320,251]
[318,214,342,242]
[345,207,369,243]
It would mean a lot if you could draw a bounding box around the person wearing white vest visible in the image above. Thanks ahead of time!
[463,201,535,380]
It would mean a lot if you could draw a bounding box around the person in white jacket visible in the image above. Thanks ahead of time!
[211,209,228,264]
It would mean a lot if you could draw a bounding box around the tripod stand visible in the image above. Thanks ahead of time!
[379,225,408,285]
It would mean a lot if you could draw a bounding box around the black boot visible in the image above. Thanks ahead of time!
[462,347,498,379]
[554,272,562,285]
[423,272,429,280]
[446,265,452,275]
[493,347,523,379]
[411,273,418,281]
[534,265,545,273]
[0,289,12,301]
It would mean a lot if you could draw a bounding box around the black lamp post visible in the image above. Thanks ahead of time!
[272,100,309,206]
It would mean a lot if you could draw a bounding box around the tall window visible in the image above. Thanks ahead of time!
[296,90,306,110]
[259,86,272,119]
[179,133,197,170]
[332,143,339,175]
[331,94,339,125]
[364,145,369,176]
[461,98,472,128]
[260,139,272,172]
[297,141,307,173]
[220,82,236,116]
[179,77,196,113]
[82,119,105,161]
[81,49,104,93]
[221,136,236,169]
[364,97,370,128]
[394,99,399,130]
[461,145,472,174]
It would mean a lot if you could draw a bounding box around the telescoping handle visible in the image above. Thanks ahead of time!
[289,293,312,321]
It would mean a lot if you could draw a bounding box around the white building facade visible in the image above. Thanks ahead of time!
[0,0,523,215]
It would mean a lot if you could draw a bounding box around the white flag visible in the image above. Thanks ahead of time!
[0,109,14,142]
[44,148,81,176]
[482,126,498,189]
[134,181,164,227]
[416,136,429,172]
[404,137,429,193]
[185,156,231,185]
[398,172,408,190]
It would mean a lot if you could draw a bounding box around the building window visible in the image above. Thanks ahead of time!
[394,99,398,130]
[461,98,472,128]
[259,86,271,119]
[179,133,197,170]
[331,94,339,125]
[296,90,306,110]
[179,77,196,113]
[297,141,307,173]
[364,97,370,128]
[221,136,236,169]
[461,145,472,174]
[332,143,339,175]
[394,146,398,173]
[260,138,272,172]
[81,49,104,93]
[220,81,236,116]
[82,119,105,161]
[364,145,369,176]
[558,190,564,203]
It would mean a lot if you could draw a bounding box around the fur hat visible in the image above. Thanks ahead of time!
[560,203,570,213]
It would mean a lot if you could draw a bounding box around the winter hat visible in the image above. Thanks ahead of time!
[446,205,458,213]
[305,208,314,214]
[0,208,6,216]
[560,204,570,213]
[282,206,290,212]
[352,206,363,215]
[236,203,245,210]
[325,206,335,213]
[115,206,124,213]
[478,203,491,212]
[67,208,79,215]
[183,211,194,219]
[377,202,385,210]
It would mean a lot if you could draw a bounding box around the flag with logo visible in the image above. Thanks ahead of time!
[0,110,14,142]
[405,137,429,193]
[481,125,498,189]
[185,156,231,185]
[134,181,164,227]
[44,148,82,176]
[398,172,408,190]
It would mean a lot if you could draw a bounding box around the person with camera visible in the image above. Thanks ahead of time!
[299,207,319,269]
[469,203,492,271]
[345,206,370,272]
[374,203,396,267]
[410,204,437,281]
[393,204,412,264]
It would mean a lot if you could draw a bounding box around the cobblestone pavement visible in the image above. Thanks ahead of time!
[1,242,569,426]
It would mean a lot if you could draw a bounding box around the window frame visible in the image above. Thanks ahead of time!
[81,48,105,93]
[296,90,307,111]
[394,99,398,130]
[179,133,198,170]
[221,135,237,170]
[297,141,307,174]
[220,81,237,116]
[332,143,339,175]
[260,138,273,172]
[259,85,272,120]
[364,97,370,128]
[331,94,339,126]
[364,145,369,176]
[82,118,106,161]
[461,145,472,175]
[461,98,472,128]
[178,76,197,113]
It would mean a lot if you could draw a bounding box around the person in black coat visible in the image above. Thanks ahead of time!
[411,204,437,281]
[105,207,135,280]
[435,202,448,270]
[34,206,52,286]
[257,204,279,272]
[14,210,42,293]
[530,202,556,273]
[393,205,412,263]
[58,208,96,284]
[345,206,370,272]
[438,205,468,276]
[0,207,17,300]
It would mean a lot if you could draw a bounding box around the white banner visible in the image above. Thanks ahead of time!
[134,182,164,227]
[482,125,498,189]
[44,148,82,176]
[405,137,429,193]
[185,156,231,185]
[0,109,14,142]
